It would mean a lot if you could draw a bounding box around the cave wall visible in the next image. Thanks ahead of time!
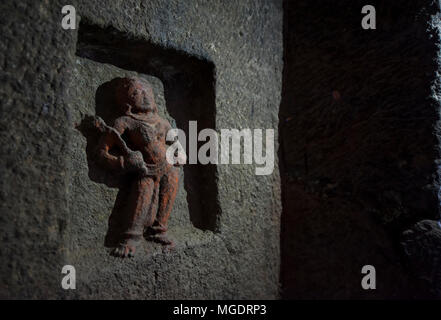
[5,0,439,301]
[0,0,282,299]
[280,0,441,299]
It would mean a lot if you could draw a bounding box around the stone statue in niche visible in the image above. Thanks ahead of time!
[78,77,185,258]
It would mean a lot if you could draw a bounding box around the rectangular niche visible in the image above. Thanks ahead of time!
[75,21,220,231]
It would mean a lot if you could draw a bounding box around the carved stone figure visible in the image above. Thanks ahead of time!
[79,77,184,258]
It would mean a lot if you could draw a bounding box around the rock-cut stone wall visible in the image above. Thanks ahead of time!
[0,0,283,299]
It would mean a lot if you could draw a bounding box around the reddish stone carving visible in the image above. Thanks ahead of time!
[81,77,183,258]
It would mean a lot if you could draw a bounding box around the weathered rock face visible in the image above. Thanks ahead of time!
[0,0,282,299]
[402,220,441,298]
[280,0,441,299]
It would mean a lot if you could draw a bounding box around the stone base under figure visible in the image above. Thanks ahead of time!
[104,166,179,258]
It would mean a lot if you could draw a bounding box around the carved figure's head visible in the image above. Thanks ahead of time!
[115,77,158,114]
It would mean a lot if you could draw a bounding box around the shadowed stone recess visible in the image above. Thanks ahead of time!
[280,0,440,299]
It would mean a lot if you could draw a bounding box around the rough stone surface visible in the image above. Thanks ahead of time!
[401,220,441,298]
[280,0,441,299]
[0,0,282,299]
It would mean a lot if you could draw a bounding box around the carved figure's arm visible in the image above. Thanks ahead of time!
[95,119,128,172]
[95,117,148,175]
[97,133,125,171]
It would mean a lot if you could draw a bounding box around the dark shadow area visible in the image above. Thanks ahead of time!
[279,0,440,299]
[76,21,220,231]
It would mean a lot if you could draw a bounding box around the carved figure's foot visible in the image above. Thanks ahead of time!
[146,233,174,247]
[110,238,139,258]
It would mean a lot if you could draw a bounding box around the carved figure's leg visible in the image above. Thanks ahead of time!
[111,176,157,257]
[105,183,130,248]
[145,167,179,245]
